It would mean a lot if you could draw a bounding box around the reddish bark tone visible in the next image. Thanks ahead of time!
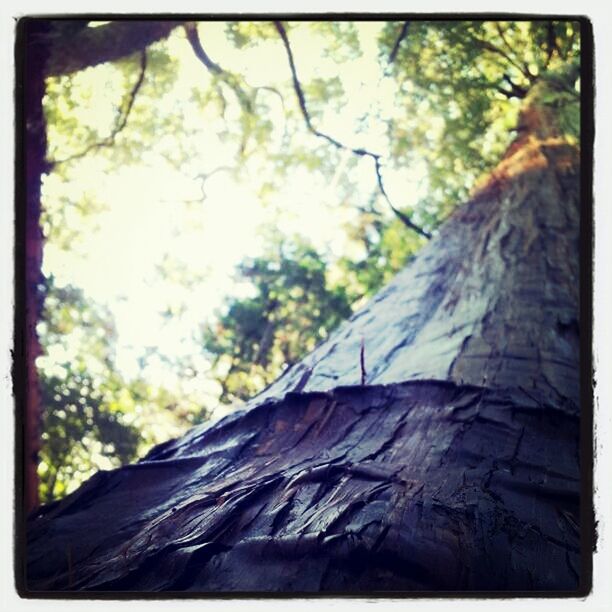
[25,124,585,593]
[21,20,51,514]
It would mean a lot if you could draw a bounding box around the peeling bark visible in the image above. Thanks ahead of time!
[27,382,580,592]
[24,131,584,593]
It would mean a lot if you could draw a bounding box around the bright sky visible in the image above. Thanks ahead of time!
[40,21,427,405]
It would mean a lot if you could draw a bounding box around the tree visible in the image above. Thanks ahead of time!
[24,71,589,595]
[36,276,137,503]
[202,237,353,403]
[18,17,590,592]
[35,276,204,503]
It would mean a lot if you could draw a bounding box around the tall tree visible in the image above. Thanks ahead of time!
[24,69,590,592]
[17,17,590,592]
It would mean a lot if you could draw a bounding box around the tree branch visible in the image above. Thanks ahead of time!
[499,73,529,99]
[273,21,430,240]
[184,23,252,113]
[193,165,234,201]
[51,50,148,166]
[472,33,535,83]
[494,23,514,57]
[544,21,558,70]
[374,158,431,239]
[495,86,515,99]
[254,85,289,145]
[388,21,410,64]
[45,20,179,77]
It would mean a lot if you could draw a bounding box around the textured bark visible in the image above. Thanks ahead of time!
[27,382,580,592]
[24,131,583,593]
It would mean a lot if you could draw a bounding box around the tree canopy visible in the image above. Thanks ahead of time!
[32,18,581,502]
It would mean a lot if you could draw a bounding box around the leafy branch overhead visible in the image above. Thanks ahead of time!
[42,20,580,227]
[51,50,148,166]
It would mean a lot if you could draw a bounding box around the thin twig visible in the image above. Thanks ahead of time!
[254,85,289,146]
[374,158,432,239]
[360,337,367,385]
[495,23,536,80]
[495,23,514,57]
[388,21,410,64]
[51,50,148,166]
[273,20,430,240]
[274,21,370,156]
[194,166,235,201]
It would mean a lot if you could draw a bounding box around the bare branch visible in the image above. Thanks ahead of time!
[273,21,371,156]
[495,86,515,99]
[273,20,430,240]
[499,73,529,99]
[495,23,514,56]
[193,166,234,201]
[183,22,222,75]
[51,50,148,166]
[472,33,535,83]
[254,85,289,146]
[374,158,432,239]
[388,21,410,64]
[186,26,289,155]
[184,23,252,113]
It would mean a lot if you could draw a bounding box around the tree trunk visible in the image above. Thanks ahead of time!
[23,126,587,592]
[18,19,52,515]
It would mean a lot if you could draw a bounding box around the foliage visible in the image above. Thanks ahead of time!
[336,197,428,302]
[36,276,202,503]
[377,20,581,219]
[34,18,582,500]
[202,238,353,403]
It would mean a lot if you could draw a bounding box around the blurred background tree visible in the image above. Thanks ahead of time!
[36,275,208,502]
[29,18,580,503]
[202,237,353,403]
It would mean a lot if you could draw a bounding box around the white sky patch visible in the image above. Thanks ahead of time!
[41,21,428,395]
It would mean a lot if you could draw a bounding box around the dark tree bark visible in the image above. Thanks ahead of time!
[18,20,52,515]
[46,21,179,78]
[24,116,586,592]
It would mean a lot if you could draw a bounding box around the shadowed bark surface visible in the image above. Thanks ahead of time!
[25,134,582,593]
